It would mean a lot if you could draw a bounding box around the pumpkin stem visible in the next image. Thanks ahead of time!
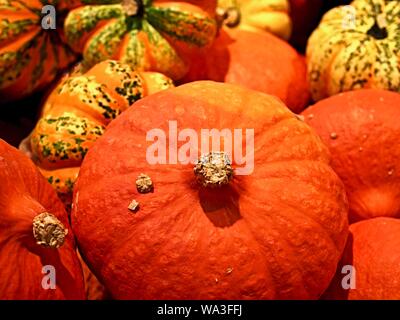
[216,7,241,28]
[121,0,143,16]
[367,14,388,40]
[32,212,68,249]
[194,152,234,188]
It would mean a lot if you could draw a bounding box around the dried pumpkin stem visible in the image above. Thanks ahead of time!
[194,152,234,188]
[136,174,154,193]
[121,0,142,16]
[32,212,68,249]
[216,6,241,28]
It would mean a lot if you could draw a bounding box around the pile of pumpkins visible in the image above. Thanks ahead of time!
[0,0,399,300]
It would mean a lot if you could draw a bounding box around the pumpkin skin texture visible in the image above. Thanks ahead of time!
[64,0,218,81]
[182,29,310,113]
[217,0,292,40]
[323,218,400,300]
[302,89,400,223]
[307,0,400,101]
[28,60,174,208]
[0,0,78,103]
[0,139,85,300]
[72,81,348,299]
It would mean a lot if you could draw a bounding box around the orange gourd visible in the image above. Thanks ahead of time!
[302,89,400,222]
[0,139,85,299]
[183,29,310,113]
[323,218,400,300]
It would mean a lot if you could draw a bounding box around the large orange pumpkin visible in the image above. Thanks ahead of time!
[0,0,80,103]
[182,29,310,113]
[72,81,348,299]
[25,60,174,208]
[0,139,85,299]
[302,89,400,223]
[323,217,400,300]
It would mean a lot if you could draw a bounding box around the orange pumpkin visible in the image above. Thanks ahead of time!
[183,29,310,113]
[302,89,400,222]
[0,1,79,103]
[72,81,348,299]
[0,139,85,299]
[323,217,400,300]
[26,60,174,208]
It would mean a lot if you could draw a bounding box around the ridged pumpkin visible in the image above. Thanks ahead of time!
[64,0,218,81]
[0,139,85,299]
[302,89,400,223]
[307,0,400,101]
[183,29,310,113]
[323,218,400,300]
[0,0,80,103]
[27,60,174,207]
[72,81,348,299]
[217,0,292,40]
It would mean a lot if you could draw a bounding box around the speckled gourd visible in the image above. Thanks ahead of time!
[64,0,218,80]
[307,0,400,101]
[0,0,79,102]
[28,60,174,207]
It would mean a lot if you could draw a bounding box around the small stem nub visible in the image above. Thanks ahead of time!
[136,173,154,193]
[216,7,241,28]
[367,14,388,40]
[32,212,68,249]
[194,152,234,188]
[122,0,142,16]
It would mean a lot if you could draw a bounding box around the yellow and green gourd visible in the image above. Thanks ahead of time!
[307,0,400,101]
[28,59,174,207]
[64,0,218,80]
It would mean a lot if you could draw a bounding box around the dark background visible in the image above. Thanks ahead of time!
[0,0,351,148]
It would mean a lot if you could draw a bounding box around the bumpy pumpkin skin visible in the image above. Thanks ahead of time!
[0,0,79,103]
[0,139,85,300]
[28,60,174,208]
[302,89,400,223]
[183,29,310,113]
[218,0,292,40]
[72,81,348,299]
[323,218,400,300]
[307,0,400,101]
[64,0,218,81]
